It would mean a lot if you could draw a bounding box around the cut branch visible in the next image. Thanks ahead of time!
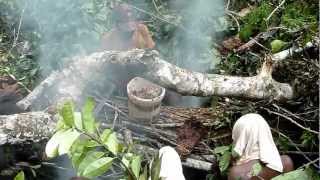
[17,49,293,110]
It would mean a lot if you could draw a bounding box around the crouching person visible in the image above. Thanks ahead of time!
[228,113,294,180]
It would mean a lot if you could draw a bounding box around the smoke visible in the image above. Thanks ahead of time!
[169,0,225,72]
[168,0,225,107]
[16,0,110,75]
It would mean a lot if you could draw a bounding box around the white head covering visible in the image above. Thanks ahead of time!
[232,113,283,172]
[158,146,185,180]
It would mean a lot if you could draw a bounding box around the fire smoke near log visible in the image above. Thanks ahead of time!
[17,49,293,111]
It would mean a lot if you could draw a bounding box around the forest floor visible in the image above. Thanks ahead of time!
[0,0,319,179]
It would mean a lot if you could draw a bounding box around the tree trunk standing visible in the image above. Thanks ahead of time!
[17,49,293,111]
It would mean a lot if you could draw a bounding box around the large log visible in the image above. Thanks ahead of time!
[0,105,225,170]
[17,49,293,111]
[0,111,55,145]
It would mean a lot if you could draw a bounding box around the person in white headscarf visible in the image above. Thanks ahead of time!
[158,146,185,180]
[228,113,294,180]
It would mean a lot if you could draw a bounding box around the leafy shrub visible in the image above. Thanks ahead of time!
[46,98,161,179]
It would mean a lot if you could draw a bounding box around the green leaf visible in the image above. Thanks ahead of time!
[70,138,89,169]
[122,153,133,168]
[102,131,119,155]
[213,146,230,154]
[82,97,96,133]
[271,40,286,53]
[82,157,114,178]
[151,153,161,180]
[251,162,262,176]
[14,171,25,180]
[59,101,75,127]
[131,155,142,179]
[78,151,105,176]
[45,129,67,158]
[86,140,100,148]
[58,129,81,155]
[55,115,67,131]
[74,112,83,130]
[272,169,309,180]
[100,129,112,142]
[219,151,231,172]
[305,167,320,180]
[139,165,148,180]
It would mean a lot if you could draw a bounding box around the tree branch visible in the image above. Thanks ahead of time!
[17,49,293,111]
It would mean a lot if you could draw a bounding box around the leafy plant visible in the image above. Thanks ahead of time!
[45,97,161,179]
[300,130,317,150]
[213,145,232,175]
[239,2,273,41]
[270,39,287,53]
[272,167,320,180]
[14,171,25,180]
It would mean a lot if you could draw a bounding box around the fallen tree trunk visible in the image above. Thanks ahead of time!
[0,112,55,145]
[17,49,293,111]
[0,104,225,170]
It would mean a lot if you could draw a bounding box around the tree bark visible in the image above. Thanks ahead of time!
[17,49,293,111]
[0,105,223,171]
[0,112,55,145]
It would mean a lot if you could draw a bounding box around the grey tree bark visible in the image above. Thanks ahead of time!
[17,49,293,111]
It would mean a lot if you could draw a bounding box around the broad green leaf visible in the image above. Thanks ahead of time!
[100,129,112,142]
[213,146,230,154]
[86,140,100,148]
[139,165,148,180]
[231,149,240,158]
[82,157,114,178]
[82,97,96,133]
[14,171,25,180]
[305,167,320,179]
[219,151,231,172]
[131,155,142,179]
[102,132,119,155]
[122,153,133,168]
[74,112,83,130]
[45,129,67,158]
[58,129,81,155]
[271,39,286,53]
[70,138,89,169]
[251,163,262,176]
[272,169,309,180]
[59,101,75,127]
[78,151,105,175]
[151,154,161,180]
[56,115,67,131]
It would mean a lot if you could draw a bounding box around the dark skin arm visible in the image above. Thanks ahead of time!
[251,155,294,180]
[228,155,294,180]
[251,167,280,180]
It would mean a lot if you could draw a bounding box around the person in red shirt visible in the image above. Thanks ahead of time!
[101,3,155,51]
[101,3,155,96]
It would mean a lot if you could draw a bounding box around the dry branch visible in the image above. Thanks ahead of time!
[272,39,319,62]
[17,49,293,110]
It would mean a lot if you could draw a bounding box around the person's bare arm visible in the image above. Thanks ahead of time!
[251,155,294,180]
[251,166,280,180]
[132,24,155,49]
